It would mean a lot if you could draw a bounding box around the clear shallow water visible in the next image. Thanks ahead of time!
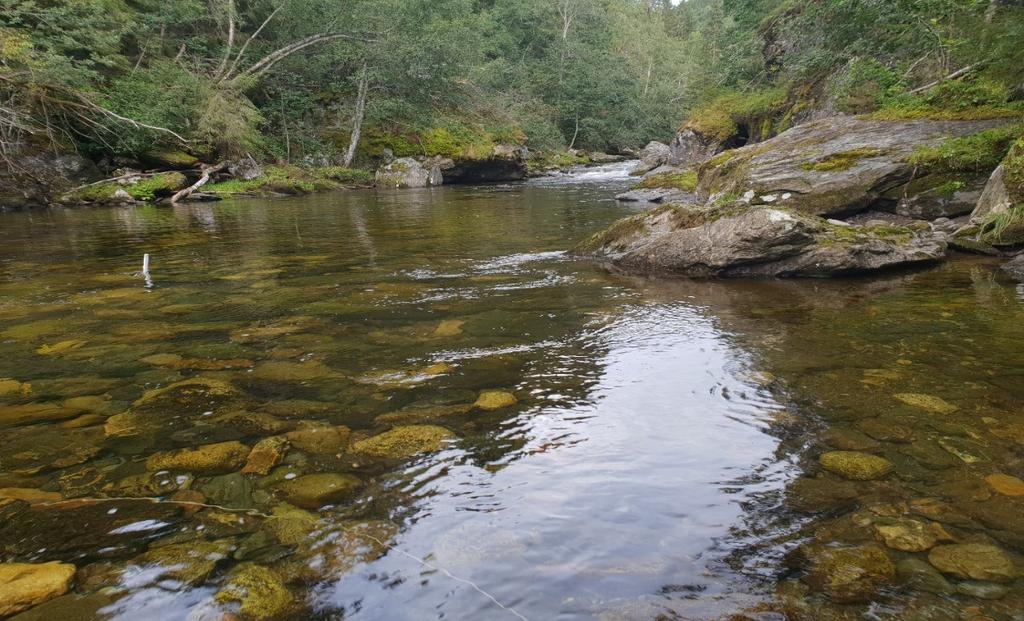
[0,164,1023,620]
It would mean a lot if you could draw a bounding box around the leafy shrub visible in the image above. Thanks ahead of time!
[908,125,1023,174]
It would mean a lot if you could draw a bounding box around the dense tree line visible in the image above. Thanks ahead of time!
[0,0,1021,169]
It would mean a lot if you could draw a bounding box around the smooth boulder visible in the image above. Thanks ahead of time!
[375,157,443,188]
[631,141,671,175]
[575,203,945,278]
[0,562,76,617]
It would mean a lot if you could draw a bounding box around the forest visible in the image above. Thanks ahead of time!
[1,0,1021,175]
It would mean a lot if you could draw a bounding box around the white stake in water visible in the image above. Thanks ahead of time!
[141,253,153,288]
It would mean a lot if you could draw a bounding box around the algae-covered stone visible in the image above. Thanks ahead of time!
[133,539,234,585]
[928,543,1018,582]
[146,441,250,474]
[263,504,319,545]
[350,425,455,459]
[0,378,31,399]
[896,557,954,595]
[986,473,1024,496]
[854,418,914,444]
[0,403,83,428]
[473,391,517,411]
[242,436,289,475]
[894,393,958,414]
[275,473,361,509]
[0,562,76,617]
[873,518,947,552]
[819,451,893,480]
[802,544,895,603]
[0,488,61,505]
[35,340,86,356]
[432,319,465,337]
[215,564,295,619]
[284,422,350,455]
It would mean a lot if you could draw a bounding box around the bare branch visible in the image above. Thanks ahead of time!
[171,161,228,203]
[234,32,374,82]
[223,1,290,81]
[214,0,236,79]
[909,63,982,95]
[77,95,188,143]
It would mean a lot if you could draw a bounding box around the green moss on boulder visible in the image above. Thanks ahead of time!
[350,425,455,459]
[819,450,893,480]
[634,170,698,191]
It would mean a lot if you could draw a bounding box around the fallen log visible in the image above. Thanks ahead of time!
[170,161,228,203]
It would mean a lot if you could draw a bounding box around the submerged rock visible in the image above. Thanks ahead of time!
[1002,254,1024,282]
[473,390,517,411]
[893,392,958,414]
[985,473,1024,497]
[0,562,76,617]
[242,436,290,475]
[896,557,954,595]
[575,204,945,278]
[927,543,1018,582]
[802,544,895,603]
[350,425,455,459]
[819,451,892,480]
[215,564,295,620]
[873,518,948,552]
[284,422,350,455]
[131,539,234,586]
[275,473,361,509]
[146,441,251,474]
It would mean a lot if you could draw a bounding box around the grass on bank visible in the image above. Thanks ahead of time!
[633,170,698,192]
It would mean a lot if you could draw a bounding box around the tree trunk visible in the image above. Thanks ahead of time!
[343,65,369,168]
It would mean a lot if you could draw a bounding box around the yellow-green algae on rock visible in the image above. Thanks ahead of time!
[350,425,455,459]
[893,393,958,414]
[819,450,893,480]
[473,390,517,411]
[145,441,251,474]
[802,544,895,603]
[275,473,362,509]
[215,564,295,619]
[133,539,234,585]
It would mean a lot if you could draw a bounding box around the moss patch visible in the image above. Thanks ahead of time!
[800,148,884,172]
[350,425,455,459]
[73,172,187,203]
[205,165,372,197]
[908,125,1022,174]
[633,170,697,191]
[684,88,789,142]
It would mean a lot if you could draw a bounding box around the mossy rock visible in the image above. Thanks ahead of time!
[132,539,234,585]
[145,441,250,474]
[800,147,884,172]
[633,170,698,192]
[350,425,455,459]
[215,564,296,619]
[73,172,187,203]
[140,149,199,169]
[802,544,895,603]
[473,390,517,411]
[928,543,1018,582]
[819,450,893,480]
[893,392,958,414]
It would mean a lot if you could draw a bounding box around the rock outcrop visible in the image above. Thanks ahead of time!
[1002,253,1024,281]
[578,115,1014,278]
[442,144,529,183]
[697,115,1008,217]
[575,203,945,278]
[375,157,443,188]
[669,128,722,168]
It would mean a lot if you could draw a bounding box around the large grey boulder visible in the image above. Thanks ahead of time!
[574,203,946,278]
[375,157,442,188]
[669,128,722,168]
[442,145,528,183]
[697,115,1009,218]
[631,141,671,175]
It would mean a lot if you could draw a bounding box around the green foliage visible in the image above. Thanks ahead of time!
[908,125,1024,174]
[800,148,884,172]
[828,59,901,114]
[73,172,186,202]
[634,171,698,192]
[1004,138,1024,204]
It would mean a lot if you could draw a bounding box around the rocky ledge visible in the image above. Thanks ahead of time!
[579,114,1020,278]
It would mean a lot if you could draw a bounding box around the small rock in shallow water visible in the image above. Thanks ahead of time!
[284,422,349,455]
[928,543,1017,582]
[275,473,361,509]
[819,451,893,480]
[893,393,958,414]
[984,473,1024,497]
[132,539,234,586]
[215,564,295,620]
[350,425,455,459]
[242,436,289,475]
[145,441,251,474]
[896,557,954,595]
[802,544,895,603]
[473,390,517,411]
[956,580,1009,600]
[873,518,947,552]
[432,319,465,337]
[822,428,879,452]
[855,418,915,443]
[0,562,76,617]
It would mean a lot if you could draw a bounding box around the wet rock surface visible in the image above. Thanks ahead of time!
[0,562,76,617]
[802,544,896,603]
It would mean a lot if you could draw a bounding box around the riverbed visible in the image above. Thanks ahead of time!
[1,162,1023,620]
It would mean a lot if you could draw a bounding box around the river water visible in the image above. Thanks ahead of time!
[0,162,1023,620]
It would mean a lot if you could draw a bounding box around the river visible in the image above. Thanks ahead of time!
[1,162,1023,620]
